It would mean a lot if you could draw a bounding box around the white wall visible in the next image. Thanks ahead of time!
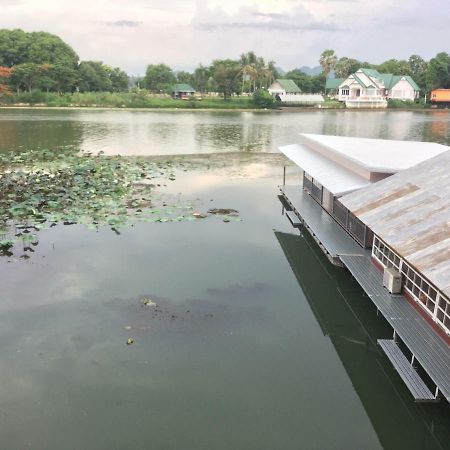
[389,79,416,100]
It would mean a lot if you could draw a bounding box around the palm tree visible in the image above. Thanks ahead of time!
[319,49,338,77]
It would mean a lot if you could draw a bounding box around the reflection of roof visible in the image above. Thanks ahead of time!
[172,83,195,92]
[340,151,450,297]
[279,143,371,195]
[300,134,449,173]
[275,79,301,93]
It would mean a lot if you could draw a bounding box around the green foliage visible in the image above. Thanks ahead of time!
[0,29,79,93]
[334,57,361,79]
[10,63,50,92]
[176,71,194,86]
[387,99,421,108]
[144,64,176,92]
[426,52,450,90]
[319,49,337,76]
[211,59,241,99]
[109,67,129,91]
[252,89,274,108]
[0,147,192,250]
[78,61,112,92]
[192,65,210,93]
[0,91,256,109]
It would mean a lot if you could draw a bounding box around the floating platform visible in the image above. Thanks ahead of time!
[279,185,450,403]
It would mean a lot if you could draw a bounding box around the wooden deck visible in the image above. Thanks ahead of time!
[279,185,450,403]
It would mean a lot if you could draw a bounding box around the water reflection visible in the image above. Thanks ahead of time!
[0,109,449,156]
[276,230,450,450]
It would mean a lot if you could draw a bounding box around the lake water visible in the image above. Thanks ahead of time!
[0,108,449,450]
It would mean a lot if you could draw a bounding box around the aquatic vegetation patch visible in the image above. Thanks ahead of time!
[0,147,241,257]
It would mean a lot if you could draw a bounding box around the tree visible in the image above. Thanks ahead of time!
[240,64,258,94]
[335,57,361,79]
[109,67,129,91]
[77,61,112,92]
[0,29,79,92]
[375,59,410,75]
[426,52,450,90]
[408,55,428,90]
[253,89,274,108]
[319,49,337,77]
[192,65,210,93]
[211,59,241,99]
[0,29,31,66]
[310,72,326,93]
[10,63,50,92]
[285,69,312,92]
[49,63,78,93]
[143,64,176,92]
[0,66,12,96]
[176,71,194,85]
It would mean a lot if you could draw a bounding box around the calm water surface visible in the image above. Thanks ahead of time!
[0,109,449,450]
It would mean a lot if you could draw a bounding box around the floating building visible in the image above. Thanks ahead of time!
[278,133,450,403]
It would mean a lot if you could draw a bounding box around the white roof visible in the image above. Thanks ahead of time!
[300,134,449,173]
[279,143,371,196]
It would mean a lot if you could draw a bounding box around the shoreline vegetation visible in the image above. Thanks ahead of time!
[1,30,447,112]
[0,92,431,111]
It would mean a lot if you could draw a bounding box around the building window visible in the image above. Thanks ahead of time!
[341,88,349,96]
[372,236,450,334]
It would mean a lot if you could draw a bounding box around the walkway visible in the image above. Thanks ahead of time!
[280,185,450,402]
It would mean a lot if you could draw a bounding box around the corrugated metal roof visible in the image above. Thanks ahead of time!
[279,143,371,195]
[325,78,343,89]
[172,84,195,92]
[275,79,301,93]
[300,134,449,173]
[340,150,450,297]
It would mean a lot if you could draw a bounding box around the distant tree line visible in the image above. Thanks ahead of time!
[0,29,128,93]
[1,29,449,100]
[318,49,450,92]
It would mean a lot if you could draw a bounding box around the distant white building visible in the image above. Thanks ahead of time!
[325,68,420,108]
[268,79,301,97]
[268,79,324,105]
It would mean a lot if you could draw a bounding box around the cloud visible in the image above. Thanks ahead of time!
[192,5,345,33]
[0,0,448,73]
[104,20,143,27]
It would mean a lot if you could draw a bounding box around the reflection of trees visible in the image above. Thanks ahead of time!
[194,121,272,153]
[0,111,84,152]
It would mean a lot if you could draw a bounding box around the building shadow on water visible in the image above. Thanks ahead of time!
[275,230,450,450]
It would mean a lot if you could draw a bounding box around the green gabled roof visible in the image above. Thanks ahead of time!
[359,68,382,79]
[325,78,344,89]
[172,83,195,92]
[379,73,394,88]
[276,79,301,93]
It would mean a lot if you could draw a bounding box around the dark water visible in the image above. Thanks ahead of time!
[0,109,449,450]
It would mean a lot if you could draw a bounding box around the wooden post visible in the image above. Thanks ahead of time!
[283,165,286,187]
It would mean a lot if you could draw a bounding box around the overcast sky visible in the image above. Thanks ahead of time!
[1,0,449,74]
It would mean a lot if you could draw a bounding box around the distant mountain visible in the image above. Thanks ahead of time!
[298,66,322,76]
[275,66,286,76]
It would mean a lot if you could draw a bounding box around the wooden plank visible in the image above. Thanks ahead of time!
[378,340,437,402]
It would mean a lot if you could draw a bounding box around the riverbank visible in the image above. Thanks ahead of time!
[0,91,431,111]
